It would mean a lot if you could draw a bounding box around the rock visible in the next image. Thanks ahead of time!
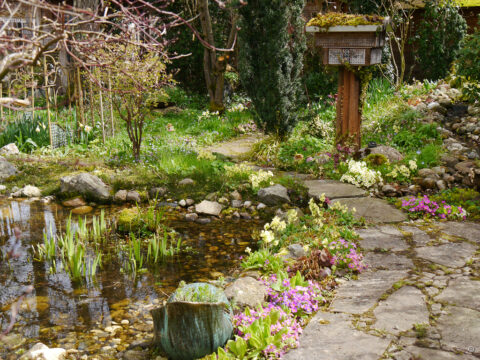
[0,158,17,180]
[373,286,429,335]
[415,242,477,268]
[149,187,167,199]
[123,350,148,360]
[186,199,195,206]
[224,277,268,308]
[243,201,252,208]
[257,203,267,210]
[71,206,93,215]
[179,199,187,207]
[20,343,67,360]
[467,150,479,160]
[357,226,408,252]
[60,173,111,202]
[382,184,397,195]
[62,197,87,207]
[205,192,217,201]
[0,184,6,191]
[304,180,366,200]
[12,185,42,198]
[0,143,19,155]
[428,101,447,114]
[418,168,439,179]
[436,180,447,191]
[368,145,404,163]
[114,190,128,203]
[283,312,390,360]
[331,197,407,223]
[232,211,241,219]
[286,244,306,259]
[240,212,251,220]
[364,253,413,270]
[435,277,480,311]
[185,213,198,222]
[420,177,437,190]
[178,178,195,186]
[230,190,242,201]
[195,217,212,225]
[257,184,290,206]
[231,200,243,208]
[455,161,476,174]
[195,200,223,216]
[218,197,229,205]
[126,191,141,203]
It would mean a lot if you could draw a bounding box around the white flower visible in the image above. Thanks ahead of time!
[85,125,92,133]
[260,230,275,244]
[35,126,40,133]
[245,247,251,254]
[408,160,417,170]
[340,159,382,189]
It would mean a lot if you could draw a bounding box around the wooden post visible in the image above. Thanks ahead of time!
[43,56,53,147]
[88,70,95,127]
[107,69,114,136]
[76,67,85,126]
[336,67,361,148]
[98,77,106,143]
[31,66,35,120]
[0,82,3,121]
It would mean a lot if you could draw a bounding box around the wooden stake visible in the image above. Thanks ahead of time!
[88,70,95,127]
[0,82,3,121]
[76,67,85,126]
[98,73,105,143]
[43,56,53,147]
[107,69,114,136]
[31,66,35,120]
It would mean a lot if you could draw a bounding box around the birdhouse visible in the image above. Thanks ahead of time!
[306,13,390,147]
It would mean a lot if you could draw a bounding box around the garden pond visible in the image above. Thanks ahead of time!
[0,199,263,357]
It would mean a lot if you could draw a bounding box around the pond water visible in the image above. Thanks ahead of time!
[0,199,262,356]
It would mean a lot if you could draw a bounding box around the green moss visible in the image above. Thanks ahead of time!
[117,208,141,233]
[307,12,384,28]
[365,153,389,166]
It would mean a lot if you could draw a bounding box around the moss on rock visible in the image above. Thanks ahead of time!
[307,12,384,28]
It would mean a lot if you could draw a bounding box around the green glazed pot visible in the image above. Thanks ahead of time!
[151,283,233,360]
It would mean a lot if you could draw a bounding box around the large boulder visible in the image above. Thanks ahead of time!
[0,157,17,180]
[60,173,111,202]
[195,200,224,216]
[0,143,20,156]
[367,145,404,163]
[224,276,268,308]
[257,184,290,206]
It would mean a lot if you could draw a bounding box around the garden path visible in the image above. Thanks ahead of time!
[206,133,264,160]
[284,221,480,360]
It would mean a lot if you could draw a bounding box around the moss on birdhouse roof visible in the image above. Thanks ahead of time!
[307,12,385,28]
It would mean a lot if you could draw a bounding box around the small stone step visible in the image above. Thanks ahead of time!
[304,180,367,200]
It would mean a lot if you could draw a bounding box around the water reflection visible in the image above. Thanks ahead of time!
[0,199,261,348]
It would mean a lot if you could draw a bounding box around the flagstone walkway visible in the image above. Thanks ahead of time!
[284,221,480,360]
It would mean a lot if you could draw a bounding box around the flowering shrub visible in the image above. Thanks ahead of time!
[329,238,367,272]
[340,159,382,188]
[249,170,274,191]
[400,196,468,220]
[236,120,257,134]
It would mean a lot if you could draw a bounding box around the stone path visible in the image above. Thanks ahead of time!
[284,221,480,360]
[205,134,263,160]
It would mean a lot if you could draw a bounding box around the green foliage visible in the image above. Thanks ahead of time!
[147,232,181,262]
[241,249,286,273]
[0,113,50,152]
[414,0,467,81]
[455,16,480,101]
[432,188,480,220]
[417,143,443,168]
[393,123,439,152]
[239,0,306,137]
[173,282,225,303]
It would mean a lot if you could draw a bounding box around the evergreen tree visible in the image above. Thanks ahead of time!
[238,0,306,138]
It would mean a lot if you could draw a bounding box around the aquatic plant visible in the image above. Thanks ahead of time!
[128,233,144,272]
[147,231,181,263]
[33,229,56,261]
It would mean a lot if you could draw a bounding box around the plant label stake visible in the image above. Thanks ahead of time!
[306,17,389,148]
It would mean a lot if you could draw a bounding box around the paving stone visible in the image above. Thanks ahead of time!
[435,277,480,311]
[283,312,390,360]
[437,306,480,356]
[392,346,478,360]
[331,270,409,314]
[363,253,414,270]
[206,134,262,159]
[304,179,366,200]
[357,227,408,252]
[415,242,477,268]
[332,197,407,223]
[400,225,431,246]
[373,286,429,335]
[439,222,480,243]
